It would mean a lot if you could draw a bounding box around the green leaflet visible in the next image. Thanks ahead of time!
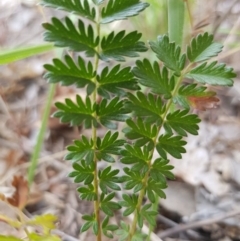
[100,30,148,61]
[69,160,95,184]
[164,109,201,136]
[96,131,125,162]
[99,166,122,194]
[44,55,96,94]
[149,35,186,76]
[43,17,99,56]
[126,92,165,125]
[97,97,130,129]
[156,134,187,159]
[187,32,223,62]
[41,0,96,22]
[97,64,139,98]
[150,158,174,183]
[54,95,97,128]
[186,61,235,86]
[100,193,121,217]
[123,118,157,148]
[133,58,175,98]
[101,0,149,24]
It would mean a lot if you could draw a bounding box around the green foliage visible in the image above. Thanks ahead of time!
[54,95,97,127]
[186,61,235,86]
[41,0,236,240]
[187,32,223,62]
[97,65,139,98]
[101,0,149,24]
[44,55,96,93]
[100,30,148,61]
[41,0,96,21]
[43,17,99,56]
[149,35,186,76]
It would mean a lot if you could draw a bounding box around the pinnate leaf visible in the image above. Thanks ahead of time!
[41,0,96,22]
[97,64,139,99]
[123,118,157,148]
[100,193,121,216]
[121,144,150,172]
[69,160,94,184]
[99,166,122,194]
[101,0,149,24]
[43,17,99,56]
[66,135,94,163]
[54,95,96,128]
[186,61,235,86]
[125,92,165,125]
[78,184,96,201]
[187,32,223,62]
[44,55,96,94]
[133,59,175,98]
[150,158,174,183]
[97,97,129,129]
[146,178,167,202]
[149,35,186,76]
[119,194,138,216]
[156,134,187,159]
[96,131,125,162]
[100,30,147,61]
[164,109,200,136]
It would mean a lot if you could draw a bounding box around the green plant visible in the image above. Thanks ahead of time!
[39,0,236,241]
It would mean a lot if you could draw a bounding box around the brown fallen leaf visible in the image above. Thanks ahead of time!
[7,176,29,210]
[187,95,220,111]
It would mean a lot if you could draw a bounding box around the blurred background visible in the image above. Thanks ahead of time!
[0,0,240,240]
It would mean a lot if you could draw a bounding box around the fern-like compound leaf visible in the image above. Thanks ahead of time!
[65,135,94,164]
[98,166,122,194]
[119,194,138,216]
[150,158,174,183]
[121,144,150,172]
[96,131,125,163]
[44,55,96,94]
[41,0,96,22]
[187,32,223,62]
[54,95,97,128]
[100,30,147,61]
[77,184,96,201]
[123,118,156,148]
[139,204,158,228]
[101,0,149,24]
[156,134,187,159]
[43,17,99,56]
[146,178,167,203]
[149,35,186,76]
[126,92,165,125]
[100,193,121,217]
[69,160,94,184]
[133,59,175,98]
[97,97,129,129]
[97,64,139,99]
[164,109,201,136]
[186,61,235,86]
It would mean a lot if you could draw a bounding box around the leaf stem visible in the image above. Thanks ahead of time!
[128,68,188,240]
[92,9,101,241]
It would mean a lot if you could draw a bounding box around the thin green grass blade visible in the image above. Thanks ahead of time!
[0,43,54,65]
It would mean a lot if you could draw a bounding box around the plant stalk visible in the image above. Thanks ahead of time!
[92,11,102,241]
